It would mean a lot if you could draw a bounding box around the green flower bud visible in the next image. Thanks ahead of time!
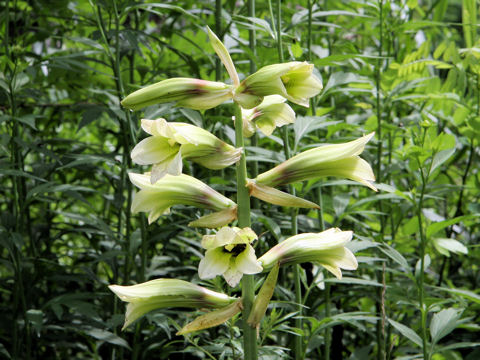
[247,263,279,329]
[246,179,320,209]
[234,61,322,109]
[241,95,295,137]
[121,78,234,111]
[132,118,242,183]
[109,279,236,329]
[258,228,358,279]
[207,26,239,86]
[129,172,236,226]
[255,132,377,190]
[177,299,243,335]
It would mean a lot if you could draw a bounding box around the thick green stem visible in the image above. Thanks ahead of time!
[235,103,257,360]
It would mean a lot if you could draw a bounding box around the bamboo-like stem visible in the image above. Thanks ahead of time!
[375,1,387,359]
[235,103,257,360]
[92,3,135,359]
[415,127,434,360]
[417,177,429,360]
[248,0,260,201]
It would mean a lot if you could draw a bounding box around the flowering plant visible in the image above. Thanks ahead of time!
[108,28,376,359]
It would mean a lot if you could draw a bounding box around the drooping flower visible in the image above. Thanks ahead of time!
[198,227,263,287]
[241,95,296,137]
[258,228,358,279]
[129,172,237,227]
[109,279,236,329]
[254,132,377,191]
[121,78,234,111]
[132,118,242,183]
[234,61,323,109]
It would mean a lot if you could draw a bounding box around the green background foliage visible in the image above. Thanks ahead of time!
[1,0,479,359]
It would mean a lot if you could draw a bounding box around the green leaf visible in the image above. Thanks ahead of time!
[432,287,480,305]
[426,214,479,238]
[433,238,468,257]
[430,308,462,345]
[83,328,131,350]
[26,309,43,335]
[291,42,303,58]
[388,319,423,347]
[379,244,409,269]
[430,147,455,174]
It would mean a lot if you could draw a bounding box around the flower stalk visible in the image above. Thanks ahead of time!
[234,102,258,359]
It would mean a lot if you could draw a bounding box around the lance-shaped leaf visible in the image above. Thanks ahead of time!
[241,95,295,137]
[198,227,263,287]
[132,118,242,183]
[207,26,239,86]
[177,299,243,335]
[121,78,234,111]
[129,172,237,226]
[255,132,377,191]
[234,61,323,109]
[109,279,236,329]
[247,262,279,328]
[258,228,358,279]
[246,180,320,209]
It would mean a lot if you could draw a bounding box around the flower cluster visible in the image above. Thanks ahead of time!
[109,28,376,335]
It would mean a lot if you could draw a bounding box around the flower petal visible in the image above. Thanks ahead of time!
[150,150,183,184]
[223,266,243,287]
[234,244,263,274]
[131,136,179,166]
[198,248,231,280]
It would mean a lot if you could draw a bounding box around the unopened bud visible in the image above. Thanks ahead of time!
[234,62,322,108]
[109,279,236,329]
[129,172,236,225]
[241,95,295,137]
[258,228,358,279]
[255,132,377,191]
[122,78,233,111]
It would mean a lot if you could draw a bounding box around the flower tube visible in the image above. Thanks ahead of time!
[258,228,358,279]
[234,61,323,109]
[109,279,236,329]
[129,172,237,227]
[241,95,295,137]
[255,132,377,191]
[121,78,234,111]
[132,118,242,183]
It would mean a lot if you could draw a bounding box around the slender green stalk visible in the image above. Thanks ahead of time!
[7,44,32,359]
[415,127,434,360]
[92,3,136,359]
[417,177,429,360]
[248,0,260,200]
[235,103,257,360]
[271,0,302,356]
[215,0,222,82]
[375,2,387,359]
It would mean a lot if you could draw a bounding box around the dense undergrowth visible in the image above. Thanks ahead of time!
[1,0,479,359]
